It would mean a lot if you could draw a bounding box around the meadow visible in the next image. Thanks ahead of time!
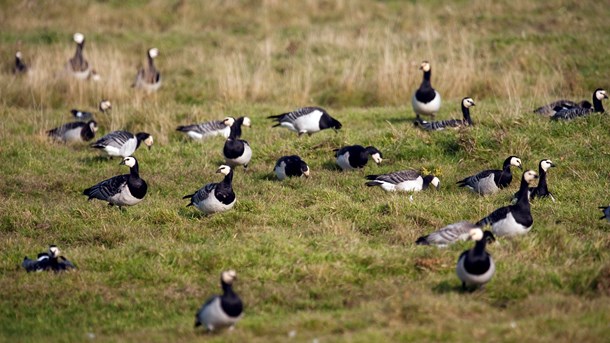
[1,0,610,342]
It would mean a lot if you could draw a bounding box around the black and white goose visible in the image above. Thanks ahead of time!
[183,165,236,215]
[177,117,243,141]
[91,131,153,158]
[599,205,610,221]
[268,107,342,136]
[274,155,310,180]
[416,221,495,247]
[22,245,76,273]
[223,118,252,169]
[195,270,243,332]
[66,32,90,80]
[365,169,440,192]
[412,61,441,119]
[551,88,607,121]
[335,145,383,171]
[72,99,111,120]
[47,120,98,143]
[534,99,591,117]
[133,48,161,92]
[414,97,475,131]
[456,228,495,290]
[513,159,556,202]
[14,51,28,74]
[476,170,538,237]
[83,156,148,208]
[457,156,522,195]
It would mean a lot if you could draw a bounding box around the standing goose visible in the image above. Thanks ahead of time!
[47,120,98,143]
[365,169,440,192]
[183,165,236,215]
[14,51,28,74]
[412,61,441,119]
[513,159,556,202]
[268,106,342,136]
[133,48,161,92]
[195,270,243,332]
[414,97,475,131]
[22,245,76,273]
[177,117,242,141]
[223,118,252,169]
[91,131,153,158]
[476,170,538,237]
[335,145,383,171]
[274,155,310,180]
[456,228,496,290]
[457,156,522,196]
[83,156,148,208]
[415,221,495,247]
[66,32,90,80]
[551,88,607,121]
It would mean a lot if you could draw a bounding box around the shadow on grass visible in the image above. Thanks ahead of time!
[321,160,341,171]
[176,206,209,220]
[79,155,114,165]
[432,280,488,294]
[385,116,418,125]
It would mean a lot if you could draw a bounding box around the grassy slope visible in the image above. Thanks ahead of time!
[1,0,610,342]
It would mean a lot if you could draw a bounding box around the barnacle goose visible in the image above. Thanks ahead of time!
[412,61,441,119]
[66,32,91,80]
[599,205,610,221]
[457,156,522,195]
[415,221,495,247]
[83,156,148,208]
[47,120,98,143]
[335,145,383,171]
[195,270,243,332]
[268,107,342,136]
[223,118,252,169]
[72,99,111,120]
[274,155,310,180]
[476,170,538,237]
[91,131,153,158]
[551,88,607,121]
[14,51,27,74]
[513,159,556,202]
[414,97,475,131]
[177,117,241,141]
[534,99,592,117]
[133,48,161,92]
[22,245,76,272]
[365,169,440,192]
[456,228,495,290]
[184,165,235,215]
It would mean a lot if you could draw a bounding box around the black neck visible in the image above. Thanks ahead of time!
[473,237,488,256]
[148,55,155,69]
[229,120,243,139]
[537,167,548,189]
[75,41,84,57]
[422,175,434,189]
[461,104,472,125]
[129,162,140,178]
[593,94,605,112]
[221,169,234,186]
[422,69,431,82]
[515,175,531,207]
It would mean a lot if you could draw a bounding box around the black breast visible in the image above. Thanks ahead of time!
[127,177,148,199]
[223,139,245,159]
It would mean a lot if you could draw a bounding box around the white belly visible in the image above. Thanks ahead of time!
[492,212,532,237]
[336,152,354,171]
[292,110,323,134]
[411,91,441,116]
[108,185,144,206]
[195,189,236,214]
[456,255,495,286]
[225,144,252,167]
[197,297,242,331]
[186,129,228,140]
[63,127,83,142]
[274,162,287,180]
[395,177,424,192]
[71,68,91,80]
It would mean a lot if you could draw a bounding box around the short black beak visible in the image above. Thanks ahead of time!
[119,160,126,166]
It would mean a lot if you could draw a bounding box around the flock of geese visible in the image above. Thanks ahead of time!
[13,33,610,333]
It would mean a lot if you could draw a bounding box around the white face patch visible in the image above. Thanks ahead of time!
[149,48,159,59]
[144,136,154,147]
[73,32,85,44]
[431,177,440,188]
[221,270,237,284]
[463,98,475,108]
[469,228,484,241]
[217,165,231,175]
[242,117,251,127]
[90,122,98,132]
[100,100,112,111]
[420,61,431,72]
[123,157,136,168]
[541,160,554,171]
[371,153,382,164]
[303,166,310,177]
[223,117,235,127]
[524,170,538,183]
[49,246,60,258]
[511,157,522,168]
[16,51,22,59]
[596,90,608,100]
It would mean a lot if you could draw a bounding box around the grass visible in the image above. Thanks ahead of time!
[1,0,610,342]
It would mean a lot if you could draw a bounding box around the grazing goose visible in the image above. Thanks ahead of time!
[47,120,98,143]
[22,245,76,273]
[414,97,475,131]
[551,88,607,121]
[268,107,342,136]
[456,228,495,290]
[83,156,148,208]
[177,117,240,141]
[599,205,610,221]
[274,155,310,180]
[184,165,236,215]
[133,48,161,92]
[412,61,441,119]
[66,32,91,80]
[534,99,592,117]
[513,159,556,202]
[415,221,495,247]
[457,156,522,195]
[195,270,243,332]
[14,51,28,74]
[365,169,440,192]
[223,118,252,169]
[476,170,538,237]
[91,131,153,158]
[335,145,383,171]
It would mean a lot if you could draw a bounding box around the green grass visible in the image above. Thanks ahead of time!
[1,0,610,342]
